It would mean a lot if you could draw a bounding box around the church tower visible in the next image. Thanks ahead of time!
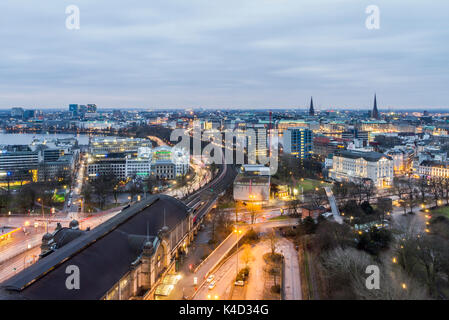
[372,94,379,119]
[309,97,315,116]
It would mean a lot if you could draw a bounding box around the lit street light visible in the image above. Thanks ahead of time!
[233,227,243,276]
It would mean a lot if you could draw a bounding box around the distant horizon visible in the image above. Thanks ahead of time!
[1,104,449,113]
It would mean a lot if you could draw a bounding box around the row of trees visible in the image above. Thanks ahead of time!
[333,180,376,207]
[82,173,159,210]
[393,175,449,215]
[273,154,322,183]
[0,179,70,215]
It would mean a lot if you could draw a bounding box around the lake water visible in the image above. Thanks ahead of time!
[0,133,92,145]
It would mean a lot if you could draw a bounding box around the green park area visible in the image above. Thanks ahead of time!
[431,206,449,219]
[296,179,332,192]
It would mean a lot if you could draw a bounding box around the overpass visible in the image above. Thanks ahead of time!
[324,186,343,224]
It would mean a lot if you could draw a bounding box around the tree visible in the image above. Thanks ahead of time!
[145,176,157,195]
[210,210,232,244]
[429,177,444,207]
[333,181,354,207]
[356,227,392,256]
[394,177,416,214]
[377,198,393,225]
[353,181,366,205]
[308,188,327,208]
[128,176,141,202]
[297,216,317,236]
[267,229,278,256]
[395,233,449,298]
[321,247,428,300]
[361,180,376,204]
[247,202,261,224]
[90,173,117,209]
[241,244,253,267]
[314,220,354,253]
[416,176,429,203]
[288,199,302,216]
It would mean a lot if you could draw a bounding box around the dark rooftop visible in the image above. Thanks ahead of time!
[0,194,190,300]
[335,150,391,162]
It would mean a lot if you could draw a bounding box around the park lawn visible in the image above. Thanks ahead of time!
[268,215,289,221]
[431,206,449,219]
[297,179,331,192]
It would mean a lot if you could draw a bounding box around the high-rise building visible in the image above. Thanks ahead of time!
[23,110,36,120]
[87,104,97,113]
[78,105,88,115]
[10,107,24,119]
[0,145,41,183]
[69,104,79,116]
[283,127,313,159]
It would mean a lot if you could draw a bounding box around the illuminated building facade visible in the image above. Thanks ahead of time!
[329,150,394,188]
[283,127,313,159]
[233,164,270,203]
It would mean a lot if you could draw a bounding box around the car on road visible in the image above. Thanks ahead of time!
[235,280,244,286]
[208,281,216,290]
[206,275,215,283]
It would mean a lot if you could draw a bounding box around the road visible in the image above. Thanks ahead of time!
[0,207,123,284]
[194,248,245,300]
[246,242,270,300]
[66,153,87,216]
[194,235,303,301]
[278,238,302,300]
[0,246,40,283]
[189,218,300,299]
[390,203,428,234]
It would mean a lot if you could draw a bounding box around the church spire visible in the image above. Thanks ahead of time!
[309,96,315,116]
[372,93,379,119]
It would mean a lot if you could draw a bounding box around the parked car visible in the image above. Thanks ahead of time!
[235,280,244,286]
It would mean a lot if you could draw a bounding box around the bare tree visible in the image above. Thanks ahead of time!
[267,229,278,256]
[416,176,429,203]
[241,243,253,267]
[288,199,302,216]
[429,178,444,207]
[322,247,429,300]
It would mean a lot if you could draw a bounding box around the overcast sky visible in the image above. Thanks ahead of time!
[0,0,448,110]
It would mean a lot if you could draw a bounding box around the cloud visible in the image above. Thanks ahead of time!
[0,0,448,109]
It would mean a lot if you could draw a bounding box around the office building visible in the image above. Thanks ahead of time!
[283,127,313,159]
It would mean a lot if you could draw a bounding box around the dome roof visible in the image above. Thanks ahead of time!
[42,233,53,241]
[143,241,153,249]
[69,219,79,229]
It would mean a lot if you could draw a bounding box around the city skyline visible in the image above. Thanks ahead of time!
[1,1,448,109]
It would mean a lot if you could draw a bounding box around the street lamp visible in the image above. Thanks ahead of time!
[234,227,242,278]
[37,198,44,219]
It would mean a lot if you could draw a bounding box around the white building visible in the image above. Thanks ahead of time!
[414,160,449,179]
[151,146,189,179]
[329,150,394,188]
[386,147,414,175]
[233,164,271,203]
[89,137,152,155]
